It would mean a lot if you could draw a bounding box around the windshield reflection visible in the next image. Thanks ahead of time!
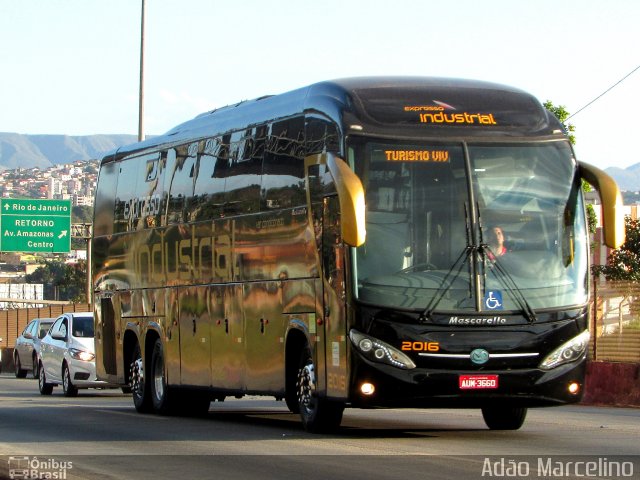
[351,140,588,314]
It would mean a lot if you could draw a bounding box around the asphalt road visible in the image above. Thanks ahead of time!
[0,374,638,479]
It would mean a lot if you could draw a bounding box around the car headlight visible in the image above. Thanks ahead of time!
[539,330,590,370]
[69,348,95,362]
[349,330,416,370]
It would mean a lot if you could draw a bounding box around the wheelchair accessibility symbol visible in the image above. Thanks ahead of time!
[484,290,503,310]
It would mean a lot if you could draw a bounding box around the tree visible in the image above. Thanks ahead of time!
[543,101,576,145]
[25,260,87,303]
[593,216,640,282]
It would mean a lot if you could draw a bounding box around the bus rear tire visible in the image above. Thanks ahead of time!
[482,406,527,430]
[296,346,344,433]
[150,338,180,415]
[131,343,152,413]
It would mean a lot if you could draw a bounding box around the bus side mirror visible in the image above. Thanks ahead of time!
[305,153,366,247]
[579,161,625,249]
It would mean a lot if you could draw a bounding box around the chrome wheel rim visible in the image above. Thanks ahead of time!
[131,355,144,397]
[296,362,316,413]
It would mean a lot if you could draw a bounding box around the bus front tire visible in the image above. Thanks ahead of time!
[296,346,344,433]
[482,406,527,430]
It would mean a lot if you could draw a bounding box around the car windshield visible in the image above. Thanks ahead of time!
[350,139,588,313]
[72,316,94,338]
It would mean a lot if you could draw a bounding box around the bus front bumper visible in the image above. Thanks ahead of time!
[348,355,587,409]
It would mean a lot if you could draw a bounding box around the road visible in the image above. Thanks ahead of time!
[0,374,638,479]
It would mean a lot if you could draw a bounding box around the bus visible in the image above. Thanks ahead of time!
[92,77,624,432]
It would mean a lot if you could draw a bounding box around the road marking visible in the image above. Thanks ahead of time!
[95,409,170,420]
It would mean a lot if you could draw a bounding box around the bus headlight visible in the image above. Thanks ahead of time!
[349,330,416,370]
[539,330,590,370]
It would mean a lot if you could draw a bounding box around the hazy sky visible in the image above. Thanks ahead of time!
[1,0,638,170]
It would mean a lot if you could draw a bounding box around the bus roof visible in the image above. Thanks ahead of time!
[103,77,564,164]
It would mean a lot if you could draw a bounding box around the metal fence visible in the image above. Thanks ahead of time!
[591,280,640,363]
[0,303,92,349]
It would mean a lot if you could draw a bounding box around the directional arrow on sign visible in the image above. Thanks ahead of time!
[58,230,68,239]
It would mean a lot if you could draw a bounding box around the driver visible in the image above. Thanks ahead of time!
[487,226,507,260]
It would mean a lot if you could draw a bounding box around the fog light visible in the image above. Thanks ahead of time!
[360,383,375,395]
[568,382,580,395]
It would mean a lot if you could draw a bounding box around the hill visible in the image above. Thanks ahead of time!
[1,132,637,191]
[0,133,138,170]
[604,164,640,192]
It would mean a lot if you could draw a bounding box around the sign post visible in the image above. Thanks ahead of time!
[0,199,72,253]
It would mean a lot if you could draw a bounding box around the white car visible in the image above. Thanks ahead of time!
[38,312,117,396]
[14,317,55,378]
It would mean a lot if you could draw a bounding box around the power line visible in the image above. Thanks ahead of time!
[567,63,640,120]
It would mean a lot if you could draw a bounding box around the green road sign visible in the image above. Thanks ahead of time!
[0,199,72,253]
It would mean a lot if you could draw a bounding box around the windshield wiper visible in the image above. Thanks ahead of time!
[419,245,474,322]
[481,244,538,323]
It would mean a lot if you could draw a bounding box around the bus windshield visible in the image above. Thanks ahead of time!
[351,139,588,314]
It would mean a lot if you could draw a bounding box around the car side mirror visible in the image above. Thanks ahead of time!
[23,332,34,340]
[51,331,66,341]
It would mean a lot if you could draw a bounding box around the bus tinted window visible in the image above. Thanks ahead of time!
[191,137,226,221]
[114,159,139,233]
[262,117,306,209]
[224,130,262,216]
[93,161,118,236]
[166,145,197,224]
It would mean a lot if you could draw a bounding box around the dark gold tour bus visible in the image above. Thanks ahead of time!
[92,77,624,432]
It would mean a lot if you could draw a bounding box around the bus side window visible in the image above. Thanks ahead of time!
[94,161,118,237]
[114,158,140,233]
[192,137,227,221]
[166,144,197,224]
[224,130,262,216]
[262,117,306,209]
[305,115,340,156]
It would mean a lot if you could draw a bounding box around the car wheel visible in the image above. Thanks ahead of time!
[38,362,53,395]
[62,363,79,397]
[14,353,27,378]
[32,354,39,379]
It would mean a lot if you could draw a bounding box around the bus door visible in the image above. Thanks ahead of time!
[209,284,245,390]
[178,286,211,386]
[321,195,349,398]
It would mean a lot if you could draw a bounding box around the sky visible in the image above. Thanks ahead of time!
[1,0,638,171]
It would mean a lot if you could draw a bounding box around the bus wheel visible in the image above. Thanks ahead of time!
[150,338,179,415]
[296,346,344,433]
[131,343,152,413]
[482,406,527,430]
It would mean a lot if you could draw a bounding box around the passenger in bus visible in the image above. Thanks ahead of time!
[487,226,507,260]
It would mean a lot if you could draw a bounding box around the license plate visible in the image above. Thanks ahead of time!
[459,374,499,390]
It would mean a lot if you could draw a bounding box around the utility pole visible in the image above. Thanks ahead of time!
[138,0,146,142]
